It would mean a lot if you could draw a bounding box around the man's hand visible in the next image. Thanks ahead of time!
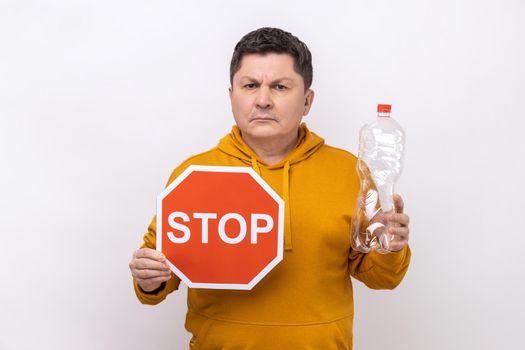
[386,193,410,252]
[129,248,172,292]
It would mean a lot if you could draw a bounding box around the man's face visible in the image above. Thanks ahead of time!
[229,53,314,146]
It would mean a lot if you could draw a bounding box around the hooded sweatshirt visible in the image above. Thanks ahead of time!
[134,123,411,350]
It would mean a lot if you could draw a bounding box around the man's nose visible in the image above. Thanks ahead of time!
[255,87,273,109]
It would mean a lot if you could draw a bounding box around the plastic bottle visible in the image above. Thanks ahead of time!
[352,104,405,254]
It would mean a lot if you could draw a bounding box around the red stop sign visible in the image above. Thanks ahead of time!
[157,165,284,290]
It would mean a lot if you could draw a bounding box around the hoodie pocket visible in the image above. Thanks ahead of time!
[189,318,214,350]
[189,316,353,350]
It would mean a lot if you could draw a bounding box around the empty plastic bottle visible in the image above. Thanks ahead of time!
[352,104,405,254]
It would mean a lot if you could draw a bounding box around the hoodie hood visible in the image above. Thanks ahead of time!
[217,123,325,250]
[217,122,325,168]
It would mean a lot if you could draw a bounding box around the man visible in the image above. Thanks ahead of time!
[129,27,411,349]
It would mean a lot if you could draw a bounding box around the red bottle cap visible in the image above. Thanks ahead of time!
[377,104,392,113]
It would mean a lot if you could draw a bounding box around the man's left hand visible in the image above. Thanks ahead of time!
[387,193,410,252]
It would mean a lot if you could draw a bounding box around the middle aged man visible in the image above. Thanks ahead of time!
[129,27,411,349]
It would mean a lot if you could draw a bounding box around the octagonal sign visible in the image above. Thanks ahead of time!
[157,165,284,290]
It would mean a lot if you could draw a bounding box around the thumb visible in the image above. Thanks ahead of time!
[393,193,404,214]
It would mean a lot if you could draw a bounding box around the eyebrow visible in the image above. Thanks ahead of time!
[238,76,295,84]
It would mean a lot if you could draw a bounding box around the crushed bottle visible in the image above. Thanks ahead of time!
[352,104,406,254]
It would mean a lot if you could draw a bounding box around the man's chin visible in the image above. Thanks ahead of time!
[243,124,282,140]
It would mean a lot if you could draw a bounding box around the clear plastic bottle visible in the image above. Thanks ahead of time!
[352,104,405,254]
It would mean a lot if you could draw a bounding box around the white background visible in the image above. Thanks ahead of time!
[1,0,524,349]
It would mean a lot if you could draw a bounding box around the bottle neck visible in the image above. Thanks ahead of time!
[378,112,390,118]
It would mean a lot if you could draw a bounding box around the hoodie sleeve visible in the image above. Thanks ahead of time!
[133,216,182,305]
[348,245,411,290]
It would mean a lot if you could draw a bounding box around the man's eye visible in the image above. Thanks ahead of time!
[244,83,257,89]
[275,84,287,90]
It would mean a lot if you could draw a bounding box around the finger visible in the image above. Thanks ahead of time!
[388,233,409,249]
[136,275,172,286]
[388,226,409,239]
[393,194,404,214]
[133,248,165,261]
[133,248,165,260]
[388,213,410,227]
[389,240,408,252]
[132,268,172,280]
[131,258,170,271]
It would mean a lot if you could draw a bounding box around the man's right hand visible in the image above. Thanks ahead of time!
[129,248,172,292]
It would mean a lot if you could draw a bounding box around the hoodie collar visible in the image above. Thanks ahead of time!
[218,123,325,168]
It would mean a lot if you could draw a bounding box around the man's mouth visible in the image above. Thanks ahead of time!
[250,114,277,122]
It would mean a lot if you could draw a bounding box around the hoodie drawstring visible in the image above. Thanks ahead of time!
[250,156,293,251]
[219,124,325,253]
[283,161,292,250]
[251,156,261,175]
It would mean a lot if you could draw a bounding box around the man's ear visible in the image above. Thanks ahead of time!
[303,89,315,116]
[228,86,232,100]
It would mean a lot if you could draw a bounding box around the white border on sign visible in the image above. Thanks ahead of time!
[156,165,285,290]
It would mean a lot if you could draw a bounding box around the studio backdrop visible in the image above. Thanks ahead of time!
[0,0,524,349]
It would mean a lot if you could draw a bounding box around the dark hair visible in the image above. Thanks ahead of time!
[229,27,313,91]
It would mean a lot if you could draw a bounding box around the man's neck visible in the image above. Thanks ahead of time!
[242,132,298,166]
